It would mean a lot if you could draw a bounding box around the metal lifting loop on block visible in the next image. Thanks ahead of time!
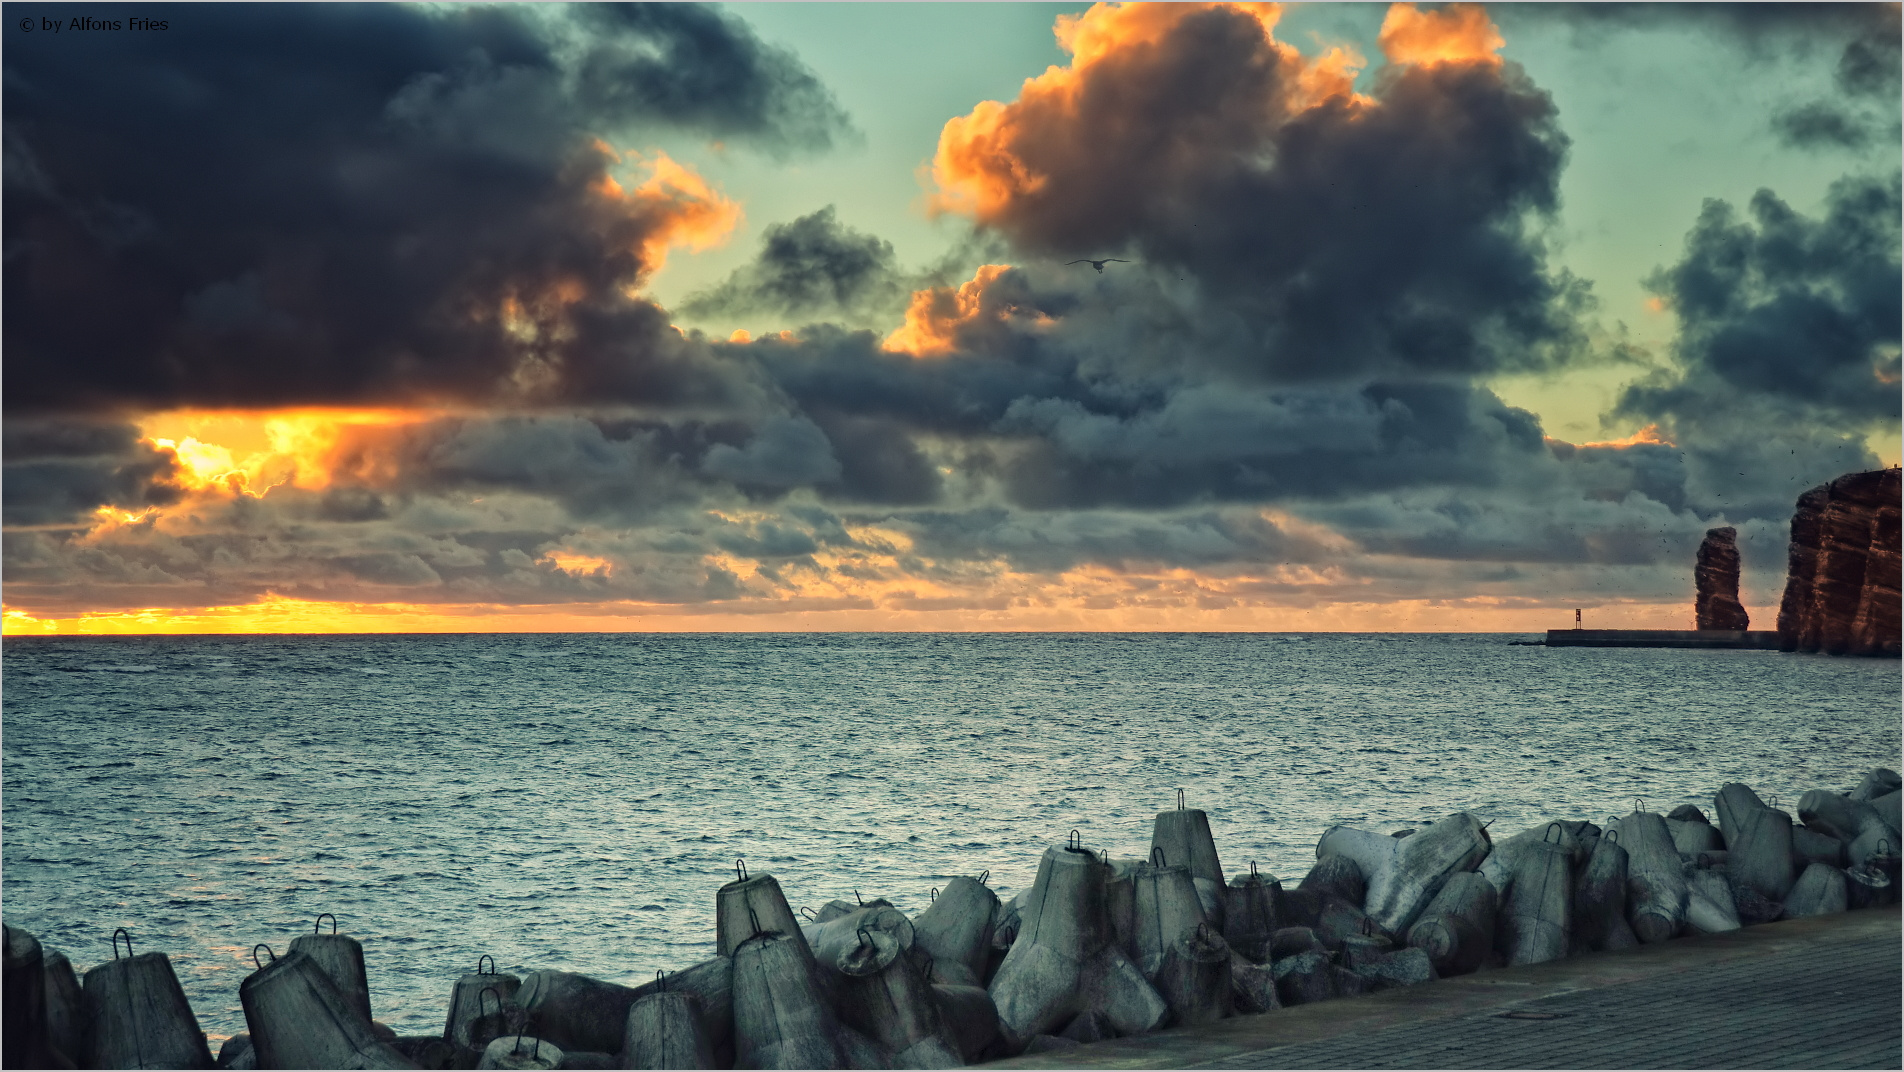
[251,944,275,970]
[1635,797,1647,814]
[854,889,863,906]
[1249,860,1258,877]
[976,870,991,886]
[746,903,763,939]
[1605,828,1620,844]
[1481,820,1494,831]
[656,969,668,992]
[1177,788,1186,811]
[1543,822,1564,844]
[1150,845,1167,867]
[930,887,938,902]
[478,986,503,1022]
[1067,829,1083,852]
[734,859,748,883]
[1099,849,1109,865]
[315,913,338,935]
[799,906,817,922]
[1881,839,1895,857]
[856,925,874,950]
[478,954,497,976]
[111,927,134,960]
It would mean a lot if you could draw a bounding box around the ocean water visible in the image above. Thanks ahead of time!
[2,632,1897,1041]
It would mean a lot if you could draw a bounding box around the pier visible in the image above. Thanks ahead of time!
[1545,629,1784,650]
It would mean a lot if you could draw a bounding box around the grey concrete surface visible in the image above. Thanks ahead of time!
[984,907,1900,1070]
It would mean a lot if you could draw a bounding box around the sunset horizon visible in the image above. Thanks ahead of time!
[7,2,1897,635]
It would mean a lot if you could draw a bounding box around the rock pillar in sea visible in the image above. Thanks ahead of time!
[1695,527,1750,630]
[1776,468,1901,656]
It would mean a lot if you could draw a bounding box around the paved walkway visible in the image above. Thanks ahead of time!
[985,908,1901,1070]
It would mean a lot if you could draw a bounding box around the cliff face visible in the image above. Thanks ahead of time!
[1694,527,1750,630]
[1777,468,1901,657]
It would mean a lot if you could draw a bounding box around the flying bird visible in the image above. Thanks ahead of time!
[1066,258,1130,273]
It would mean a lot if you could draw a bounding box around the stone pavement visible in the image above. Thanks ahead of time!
[985,908,1901,1070]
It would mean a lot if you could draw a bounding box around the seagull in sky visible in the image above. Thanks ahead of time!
[1066,258,1130,273]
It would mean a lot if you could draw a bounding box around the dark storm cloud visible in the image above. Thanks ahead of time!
[1508,3,1902,153]
[1,416,182,526]
[1508,3,1898,62]
[678,206,905,321]
[1623,174,1901,424]
[4,2,849,413]
[1771,101,1877,150]
[932,5,1586,383]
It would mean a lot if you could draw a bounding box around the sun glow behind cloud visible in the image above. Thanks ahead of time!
[136,408,433,496]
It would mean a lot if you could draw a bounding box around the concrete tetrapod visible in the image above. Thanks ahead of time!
[1363,812,1491,936]
[3,924,55,1070]
[1713,782,1772,839]
[1851,767,1901,802]
[1314,827,1398,882]
[1498,827,1571,966]
[1791,827,1846,868]
[83,938,216,1070]
[1797,789,1886,844]
[1570,837,1638,954]
[716,866,813,962]
[1152,798,1226,928]
[1296,856,1367,915]
[443,961,522,1052]
[1844,861,1893,909]
[515,971,639,1057]
[1405,871,1497,976]
[804,905,914,991]
[627,959,735,1070]
[731,930,846,1071]
[1684,869,1742,934]
[1221,867,1280,962]
[1478,822,1590,898]
[1611,812,1688,943]
[1152,924,1233,1028]
[238,949,411,1070]
[985,844,1167,1051]
[913,876,999,988]
[1724,802,1797,903]
[929,983,1001,1064]
[1780,862,1850,919]
[45,948,87,1066]
[288,918,373,1025]
[1131,852,1208,980]
[476,1035,563,1070]
[622,991,715,1070]
[1666,818,1724,858]
[832,942,962,1069]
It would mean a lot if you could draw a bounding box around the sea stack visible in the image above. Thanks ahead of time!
[1776,468,1901,656]
[1695,526,1750,630]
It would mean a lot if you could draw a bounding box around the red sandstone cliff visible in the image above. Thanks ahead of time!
[1695,526,1750,630]
[1777,468,1901,657]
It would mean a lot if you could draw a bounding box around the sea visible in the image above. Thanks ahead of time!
[2,632,1897,1041]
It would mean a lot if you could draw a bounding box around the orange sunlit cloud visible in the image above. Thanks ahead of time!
[601,148,742,278]
[884,264,1019,357]
[1378,2,1504,67]
[930,2,1362,224]
[136,408,432,496]
[1579,424,1674,450]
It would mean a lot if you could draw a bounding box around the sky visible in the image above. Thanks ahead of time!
[4,1,1899,634]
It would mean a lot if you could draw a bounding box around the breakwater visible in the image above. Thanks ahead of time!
[8,767,1899,1069]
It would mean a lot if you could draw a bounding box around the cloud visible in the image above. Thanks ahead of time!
[4,3,847,413]
[926,1,1585,383]
[1771,101,1876,150]
[678,206,907,323]
[2,417,183,526]
[1623,174,1901,425]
